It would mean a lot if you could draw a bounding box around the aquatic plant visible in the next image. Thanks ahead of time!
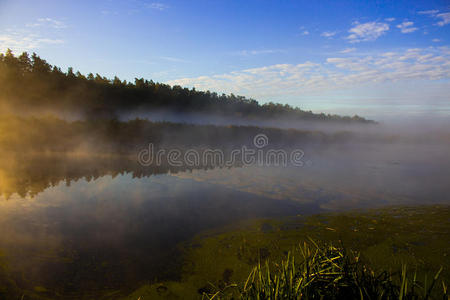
[202,239,447,299]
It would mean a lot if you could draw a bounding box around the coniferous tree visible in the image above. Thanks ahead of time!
[0,50,373,123]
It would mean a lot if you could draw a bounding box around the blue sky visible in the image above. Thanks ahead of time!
[0,0,449,120]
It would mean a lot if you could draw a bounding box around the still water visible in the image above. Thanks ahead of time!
[0,143,449,297]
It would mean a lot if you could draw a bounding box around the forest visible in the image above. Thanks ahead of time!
[0,49,373,123]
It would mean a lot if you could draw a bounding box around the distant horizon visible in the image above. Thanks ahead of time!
[0,0,449,120]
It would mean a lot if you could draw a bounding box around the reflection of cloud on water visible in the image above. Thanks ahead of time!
[171,165,378,209]
[172,143,450,210]
[172,166,319,204]
[1,142,449,213]
[0,170,308,296]
[0,174,202,260]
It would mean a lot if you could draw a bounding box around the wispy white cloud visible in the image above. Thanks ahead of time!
[432,38,441,42]
[27,18,67,29]
[146,2,169,11]
[418,10,450,26]
[109,1,170,15]
[385,17,396,22]
[167,47,450,101]
[1,18,67,53]
[340,48,356,53]
[101,10,119,16]
[321,31,337,38]
[301,30,309,35]
[436,12,450,26]
[0,32,64,53]
[417,10,439,16]
[347,22,389,43]
[159,56,190,63]
[397,21,418,33]
[298,26,309,36]
[232,49,285,56]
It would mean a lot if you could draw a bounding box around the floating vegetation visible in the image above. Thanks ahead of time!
[202,240,447,299]
[125,205,449,300]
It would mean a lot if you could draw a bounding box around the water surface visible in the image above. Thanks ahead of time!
[0,143,449,297]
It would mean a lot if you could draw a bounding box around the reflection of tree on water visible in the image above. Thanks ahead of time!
[0,151,244,199]
[0,115,333,199]
[0,156,307,299]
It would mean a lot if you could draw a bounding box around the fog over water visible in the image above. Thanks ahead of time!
[0,119,449,296]
[1,95,450,298]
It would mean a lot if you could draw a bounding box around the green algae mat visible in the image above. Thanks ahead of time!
[125,205,449,299]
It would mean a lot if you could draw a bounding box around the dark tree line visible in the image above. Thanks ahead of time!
[0,49,373,123]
